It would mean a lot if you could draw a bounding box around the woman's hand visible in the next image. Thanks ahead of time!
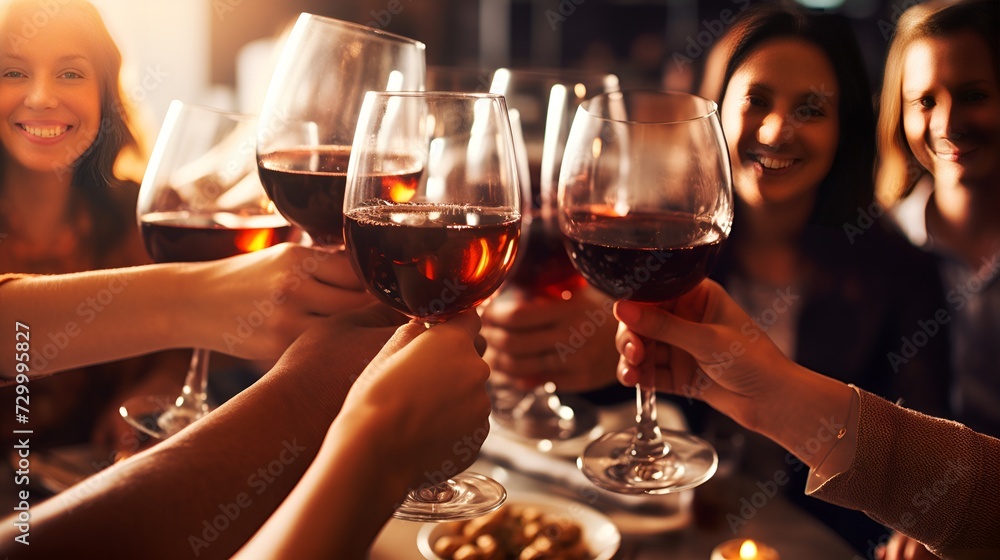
[188,243,374,361]
[611,279,851,454]
[481,286,619,393]
[878,533,940,560]
[236,310,493,560]
[340,311,492,486]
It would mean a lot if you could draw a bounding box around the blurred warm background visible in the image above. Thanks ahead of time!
[92,0,899,145]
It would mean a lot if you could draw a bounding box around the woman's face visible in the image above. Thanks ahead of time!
[0,8,103,175]
[901,31,1000,190]
[720,38,840,210]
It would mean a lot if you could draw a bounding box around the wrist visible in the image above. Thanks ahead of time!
[118,263,194,351]
[160,262,217,351]
[756,364,855,469]
[326,406,414,504]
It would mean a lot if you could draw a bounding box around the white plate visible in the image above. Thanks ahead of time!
[415,492,621,560]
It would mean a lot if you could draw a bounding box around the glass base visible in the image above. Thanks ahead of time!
[393,473,506,522]
[492,391,601,442]
[119,394,211,440]
[578,427,718,494]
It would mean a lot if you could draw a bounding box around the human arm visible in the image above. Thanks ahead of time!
[236,311,491,559]
[0,243,372,379]
[481,285,619,392]
[613,279,1000,558]
[880,533,941,560]
[0,303,406,559]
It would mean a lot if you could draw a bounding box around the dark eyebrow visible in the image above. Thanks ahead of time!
[745,82,775,95]
[747,82,835,103]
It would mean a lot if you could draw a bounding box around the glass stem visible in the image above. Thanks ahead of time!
[633,338,666,457]
[514,383,560,418]
[177,348,211,412]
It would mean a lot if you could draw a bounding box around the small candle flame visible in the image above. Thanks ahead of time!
[739,540,758,559]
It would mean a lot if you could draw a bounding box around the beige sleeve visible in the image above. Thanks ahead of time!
[807,389,1000,557]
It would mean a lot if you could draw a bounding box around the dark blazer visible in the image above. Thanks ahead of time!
[703,216,953,553]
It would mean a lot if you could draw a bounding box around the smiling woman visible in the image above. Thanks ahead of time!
[878,0,1000,459]
[0,0,187,460]
[688,3,955,554]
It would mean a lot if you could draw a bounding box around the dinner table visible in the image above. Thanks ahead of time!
[369,400,860,560]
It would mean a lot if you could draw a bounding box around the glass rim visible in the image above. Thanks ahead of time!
[581,89,719,124]
[364,91,506,101]
[163,99,256,122]
[296,12,426,50]
[492,66,619,82]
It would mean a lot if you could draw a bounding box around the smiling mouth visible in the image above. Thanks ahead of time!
[749,154,797,170]
[19,124,70,138]
[936,149,977,161]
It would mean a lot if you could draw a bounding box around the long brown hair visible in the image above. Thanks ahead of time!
[717,3,877,228]
[875,0,1000,205]
[0,0,143,255]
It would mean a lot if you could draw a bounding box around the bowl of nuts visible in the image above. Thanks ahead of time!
[416,492,621,560]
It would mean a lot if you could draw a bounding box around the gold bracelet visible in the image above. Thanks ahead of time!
[813,383,859,472]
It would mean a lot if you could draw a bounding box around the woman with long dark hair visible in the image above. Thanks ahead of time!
[698,3,952,552]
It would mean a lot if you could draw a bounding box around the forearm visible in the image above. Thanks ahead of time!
[735,362,856,470]
[236,407,410,559]
[0,266,196,378]
[808,390,1000,557]
[0,324,379,559]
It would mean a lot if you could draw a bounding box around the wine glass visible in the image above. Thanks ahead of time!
[486,68,620,444]
[558,90,732,494]
[119,100,293,439]
[344,91,521,521]
[256,13,425,248]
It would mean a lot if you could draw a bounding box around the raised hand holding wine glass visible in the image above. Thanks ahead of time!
[558,90,733,494]
[256,13,424,248]
[486,68,621,444]
[120,101,292,440]
[344,91,521,521]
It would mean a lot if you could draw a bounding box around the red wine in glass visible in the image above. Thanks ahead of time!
[506,213,587,299]
[258,146,423,247]
[344,202,520,323]
[563,209,725,303]
[257,146,350,247]
[345,91,520,521]
[140,212,293,263]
